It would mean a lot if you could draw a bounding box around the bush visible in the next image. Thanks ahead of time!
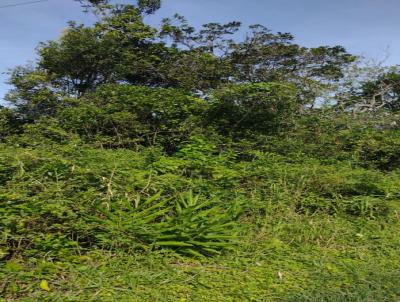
[0,143,243,259]
[0,108,22,141]
[57,84,208,151]
[356,131,400,171]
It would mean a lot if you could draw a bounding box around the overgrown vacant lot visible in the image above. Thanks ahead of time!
[2,0,400,301]
[1,139,400,301]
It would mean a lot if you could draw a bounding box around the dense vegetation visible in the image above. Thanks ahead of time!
[1,1,400,301]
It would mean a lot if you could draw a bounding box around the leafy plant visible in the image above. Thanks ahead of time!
[156,191,243,257]
[92,191,243,257]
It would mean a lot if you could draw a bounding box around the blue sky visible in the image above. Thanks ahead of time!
[1,0,399,102]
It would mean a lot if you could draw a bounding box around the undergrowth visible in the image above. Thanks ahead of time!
[1,137,400,301]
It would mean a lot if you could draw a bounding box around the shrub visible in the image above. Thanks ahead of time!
[57,84,208,151]
[0,108,22,141]
[92,191,243,257]
[356,131,400,171]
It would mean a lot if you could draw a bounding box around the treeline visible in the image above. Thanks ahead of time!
[1,1,400,161]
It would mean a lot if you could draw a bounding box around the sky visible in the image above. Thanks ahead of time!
[1,0,399,103]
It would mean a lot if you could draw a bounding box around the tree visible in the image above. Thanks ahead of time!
[56,84,207,150]
[208,82,299,136]
[34,6,165,95]
[335,59,400,115]
[137,0,161,14]
[161,18,355,102]
[6,1,355,134]
[77,0,161,14]
[6,66,60,120]
[359,71,400,112]
[161,14,241,55]
[229,25,356,104]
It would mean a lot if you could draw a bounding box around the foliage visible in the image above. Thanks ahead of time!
[77,0,161,15]
[93,191,242,257]
[6,0,355,118]
[356,130,400,171]
[1,129,400,299]
[0,142,244,260]
[1,1,400,301]
[208,82,299,136]
[56,84,207,150]
[0,107,22,140]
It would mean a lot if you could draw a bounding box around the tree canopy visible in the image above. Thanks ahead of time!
[4,1,359,142]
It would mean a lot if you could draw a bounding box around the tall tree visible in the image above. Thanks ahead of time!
[77,0,161,14]
[6,1,355,124]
